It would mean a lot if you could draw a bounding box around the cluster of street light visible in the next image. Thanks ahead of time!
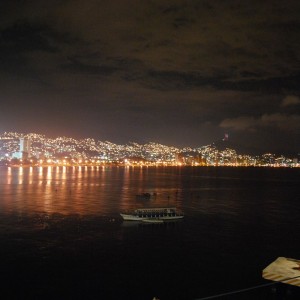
[0,132,298,167]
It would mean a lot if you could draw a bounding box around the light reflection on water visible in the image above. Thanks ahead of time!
[0,166,185,215]
[0,166,300,299]
[0,166,299,224]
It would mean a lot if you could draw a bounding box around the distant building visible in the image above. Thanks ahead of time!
[12,138,31,160]
[20,138,31,154]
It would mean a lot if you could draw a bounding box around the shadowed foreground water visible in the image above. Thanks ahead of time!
[0,166,299,299]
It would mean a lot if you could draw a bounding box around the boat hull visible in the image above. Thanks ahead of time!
[142,219,164,224]
[120,213,184,221]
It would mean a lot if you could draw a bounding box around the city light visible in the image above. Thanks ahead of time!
[0,131,298,168]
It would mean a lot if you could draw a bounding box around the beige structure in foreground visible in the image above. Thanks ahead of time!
[263,257,300,287]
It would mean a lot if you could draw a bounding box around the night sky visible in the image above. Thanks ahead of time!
[0,0,299,155]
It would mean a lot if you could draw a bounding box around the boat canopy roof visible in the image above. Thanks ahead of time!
[135,207,177,213]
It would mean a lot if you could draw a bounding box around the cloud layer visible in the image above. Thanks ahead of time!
[0,0,299,154]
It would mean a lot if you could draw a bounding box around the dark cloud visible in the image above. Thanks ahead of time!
[0,0,299,154]
[220,113,300,131]
[61,58,118,76]
[0,20,57,53]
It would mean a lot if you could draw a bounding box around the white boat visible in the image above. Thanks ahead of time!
[120,207,184,221]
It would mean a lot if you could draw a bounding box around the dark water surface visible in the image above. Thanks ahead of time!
[0,166,299,299]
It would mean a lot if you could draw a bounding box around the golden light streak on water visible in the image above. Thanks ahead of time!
[28,166,33,184]
[18,167,23,184]
[47,166,52,185]
[7,167,11,184]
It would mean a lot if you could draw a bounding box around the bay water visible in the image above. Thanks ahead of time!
[0,166,299,299]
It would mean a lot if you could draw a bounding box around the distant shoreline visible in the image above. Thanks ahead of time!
[1,164,299,168]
